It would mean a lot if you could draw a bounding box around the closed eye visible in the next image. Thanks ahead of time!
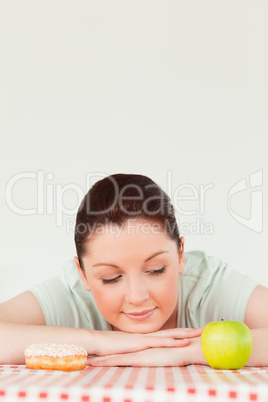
[149,266,166,275]
[101,266,167,285]
[102,275,122,285]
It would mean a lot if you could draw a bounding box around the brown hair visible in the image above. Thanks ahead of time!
[74,173,181,269]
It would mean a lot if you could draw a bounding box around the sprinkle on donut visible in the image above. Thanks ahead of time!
[25,343,87,358]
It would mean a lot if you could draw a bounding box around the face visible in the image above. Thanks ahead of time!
[74,220,185,333]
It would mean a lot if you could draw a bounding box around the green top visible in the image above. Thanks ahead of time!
[30,250,258,330]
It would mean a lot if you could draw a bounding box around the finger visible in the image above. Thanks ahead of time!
[169,328,203,338]
[180,328,203,338]
[131,336,191,351]
[150,338,191,348]
[174,338,191,347]
[148,327,203,339]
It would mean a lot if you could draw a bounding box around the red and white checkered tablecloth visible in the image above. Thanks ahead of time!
[1,364,268,402]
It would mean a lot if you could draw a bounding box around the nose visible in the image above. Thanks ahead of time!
[124,275,150,305]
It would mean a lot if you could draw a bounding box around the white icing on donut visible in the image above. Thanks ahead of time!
[25,343,87,358]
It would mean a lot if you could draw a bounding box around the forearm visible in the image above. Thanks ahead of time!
[246,327,268,367]
[0,320,93,364]
[0,322,199,365]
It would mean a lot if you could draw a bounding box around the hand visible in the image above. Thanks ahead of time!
[88,336,205,367]
[90,327,203,358]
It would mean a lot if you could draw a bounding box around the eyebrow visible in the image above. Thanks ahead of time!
[92,250,169,268]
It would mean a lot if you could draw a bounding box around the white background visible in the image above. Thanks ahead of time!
[0,0,267,302]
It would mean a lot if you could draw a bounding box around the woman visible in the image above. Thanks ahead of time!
[0,173,267,366]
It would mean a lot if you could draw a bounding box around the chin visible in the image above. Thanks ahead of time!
[117,321,163,334]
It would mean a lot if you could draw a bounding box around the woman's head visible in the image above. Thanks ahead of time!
[74,173,185,333]
[75,173,182,268]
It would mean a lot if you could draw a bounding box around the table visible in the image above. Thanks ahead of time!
[1,365,268,402]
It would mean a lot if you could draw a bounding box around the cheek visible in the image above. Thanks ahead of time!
[90,284,122,315]
[153,275,178,306]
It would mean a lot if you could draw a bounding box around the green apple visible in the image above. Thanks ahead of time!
[201,320,253,370]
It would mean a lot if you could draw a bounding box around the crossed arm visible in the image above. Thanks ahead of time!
[1,285,268,367]
[0,291,201,365]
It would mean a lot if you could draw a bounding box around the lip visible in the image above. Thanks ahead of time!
[123,308,156,321]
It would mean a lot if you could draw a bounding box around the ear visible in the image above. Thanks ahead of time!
[74,256,91,291]
[178,236,185,275]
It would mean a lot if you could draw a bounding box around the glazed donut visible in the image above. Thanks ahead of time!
[24,343,87,371]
